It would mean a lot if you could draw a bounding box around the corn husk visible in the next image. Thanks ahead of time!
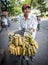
[23,36,29,42]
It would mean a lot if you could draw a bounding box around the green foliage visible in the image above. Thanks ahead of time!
[36,0,46,14]
[46,7,48,11]
[6,0,47,16]
[46,14,48,17]
[7,0,21,16]
[25,0,31,5]
[14,6,22,15]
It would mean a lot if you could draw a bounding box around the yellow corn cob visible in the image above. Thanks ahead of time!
[8,44,15,54]
[14,48,17,55]
[18,36,22,46]
[12,36,19,46]
[16,46,22,55]
[34,41,38,49]
[32,46,37,54]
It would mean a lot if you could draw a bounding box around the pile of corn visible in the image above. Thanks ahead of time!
[8,32,38,56]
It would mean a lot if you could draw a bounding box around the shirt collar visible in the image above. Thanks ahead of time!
[22,13,31,20]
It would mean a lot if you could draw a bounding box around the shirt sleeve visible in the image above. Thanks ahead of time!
[18,16,22,30]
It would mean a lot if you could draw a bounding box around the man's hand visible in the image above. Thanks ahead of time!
[29,28,35,34]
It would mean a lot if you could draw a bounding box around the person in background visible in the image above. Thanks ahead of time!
[0,17,2,32]
[1,15,8,31]
[37,15,41,31]
[18,4,38,65]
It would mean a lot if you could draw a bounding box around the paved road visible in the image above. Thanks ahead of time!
[0,19,48,65]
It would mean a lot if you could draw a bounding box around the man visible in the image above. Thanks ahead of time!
[19,4,38,39]
[19,4,38,65]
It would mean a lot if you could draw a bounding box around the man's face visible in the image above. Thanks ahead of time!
[23,8,30,16]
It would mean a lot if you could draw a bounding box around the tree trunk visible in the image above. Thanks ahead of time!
[30,0,33,9]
